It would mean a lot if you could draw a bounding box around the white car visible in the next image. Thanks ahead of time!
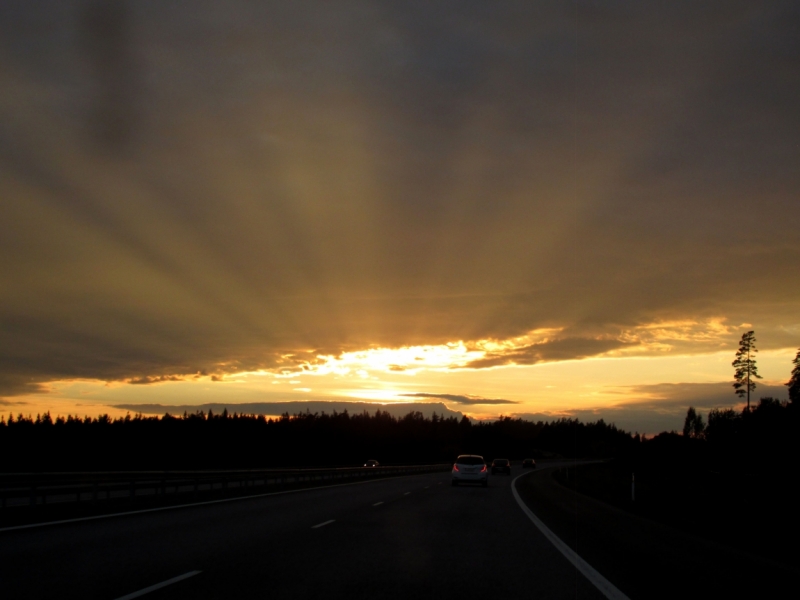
[451,455,489,487]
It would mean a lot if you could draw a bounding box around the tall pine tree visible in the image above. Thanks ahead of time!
[733,330,761,410]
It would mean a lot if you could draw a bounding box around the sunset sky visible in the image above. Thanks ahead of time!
[2,1,799,433]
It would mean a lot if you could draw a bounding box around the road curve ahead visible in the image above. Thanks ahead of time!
[0,465,606,599]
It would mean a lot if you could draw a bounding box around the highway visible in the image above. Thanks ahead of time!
[0,463,608,600]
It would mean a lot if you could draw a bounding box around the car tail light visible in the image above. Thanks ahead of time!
[480,465,487,472]
[453,464,459,472]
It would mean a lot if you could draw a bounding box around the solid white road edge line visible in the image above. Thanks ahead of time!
[114,570,201,600]
[311,519,335,529]
[0,472,439,534]
[511,473,630,600]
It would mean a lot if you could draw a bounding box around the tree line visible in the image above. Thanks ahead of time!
[0,408,635,472]
[673,334,800,473]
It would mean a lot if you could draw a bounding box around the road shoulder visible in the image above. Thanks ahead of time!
[514,467,797,600]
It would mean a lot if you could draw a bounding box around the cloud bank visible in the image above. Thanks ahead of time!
[1,1,799,397]
[400,393,518,406]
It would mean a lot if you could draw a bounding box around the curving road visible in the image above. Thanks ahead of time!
[0,463,606,600]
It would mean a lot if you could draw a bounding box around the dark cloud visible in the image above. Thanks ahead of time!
[0,1,799,395]
[0,399,30,407]
[127,375,188,385]
[616,381,789,411]
[0,374,52,398]
[401,393,518,406]
[111,401,464,420]
[466,337,633,368]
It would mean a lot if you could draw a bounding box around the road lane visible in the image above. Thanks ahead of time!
[0,465,605,599]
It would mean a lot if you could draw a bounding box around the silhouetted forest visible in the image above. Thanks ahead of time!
[626,396,800,474]
[557,397,800,566]
[0,409,634,472]
[597,397,800,515]
[4,395,796,473]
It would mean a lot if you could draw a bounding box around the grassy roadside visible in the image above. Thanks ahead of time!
[552,460,798,569]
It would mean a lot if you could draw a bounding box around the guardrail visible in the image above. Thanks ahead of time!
[0,464,451,509]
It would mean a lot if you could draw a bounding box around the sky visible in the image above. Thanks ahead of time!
[1,0,799,433]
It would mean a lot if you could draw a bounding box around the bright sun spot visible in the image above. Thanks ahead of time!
[300,342,486,377]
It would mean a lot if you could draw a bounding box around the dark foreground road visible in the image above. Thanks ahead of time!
[0,463,606,600]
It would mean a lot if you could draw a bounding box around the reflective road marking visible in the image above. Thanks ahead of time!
[114,571,201,600]
[311,520,335,529]
[511,473,629,600]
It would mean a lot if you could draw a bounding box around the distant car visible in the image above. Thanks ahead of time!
[522,458,536,469]
[452,455,489,487]
[364,460,380,467]
[491,458,511,475]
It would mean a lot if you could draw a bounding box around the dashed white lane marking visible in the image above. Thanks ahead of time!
[311,519,335,529]
[403,492,411,495]
[114,571,201,600]
[372,502,384,506]
[511,473,630,600]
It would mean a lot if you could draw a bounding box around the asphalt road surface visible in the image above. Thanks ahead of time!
[0,463,607,600]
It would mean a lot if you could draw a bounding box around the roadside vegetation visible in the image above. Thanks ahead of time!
[554,338,800,567]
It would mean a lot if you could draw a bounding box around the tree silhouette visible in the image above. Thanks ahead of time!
[733,331,761,410]
[786,348,800,404]
[682,406,705,438]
